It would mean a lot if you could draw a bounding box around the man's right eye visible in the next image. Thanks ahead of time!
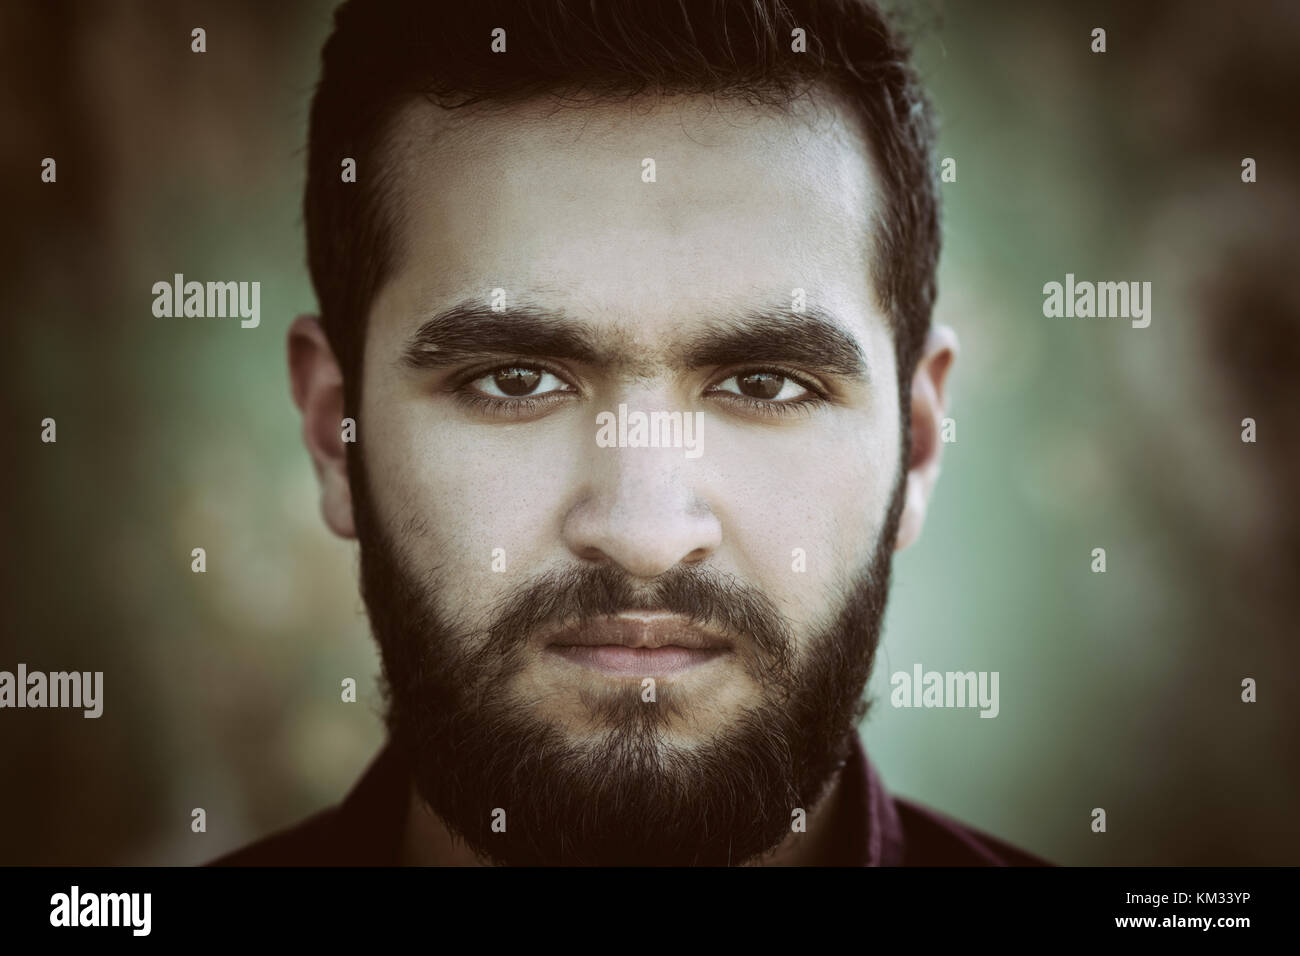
[467,366,572,399]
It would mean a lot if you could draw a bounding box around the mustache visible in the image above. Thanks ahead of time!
[484,562,794,666]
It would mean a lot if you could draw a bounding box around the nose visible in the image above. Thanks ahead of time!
[562,442,722,580]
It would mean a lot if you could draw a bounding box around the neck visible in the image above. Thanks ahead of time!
[746,761,851,866]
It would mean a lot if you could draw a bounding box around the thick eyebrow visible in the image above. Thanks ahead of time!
[682,307,870,381]
[400,303,602,370]
[399,300,870,382]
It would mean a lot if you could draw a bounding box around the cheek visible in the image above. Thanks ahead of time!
[707,409,898,629]
[362,393,583,618]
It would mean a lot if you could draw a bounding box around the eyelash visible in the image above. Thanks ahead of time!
[452,390,572,420]
[448,360,579,421]
[706,366,828,419]
[449,362,829,420]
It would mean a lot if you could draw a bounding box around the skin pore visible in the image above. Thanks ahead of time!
[289,91,956,865]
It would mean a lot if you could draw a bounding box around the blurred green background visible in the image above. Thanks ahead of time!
[2,0,1297,865]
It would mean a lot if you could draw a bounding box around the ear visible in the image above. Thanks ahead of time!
[894,324,958,552]
[287,314,356,539]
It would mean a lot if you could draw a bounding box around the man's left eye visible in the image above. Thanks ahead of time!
[470,366,571,398]
[711,371,812,402]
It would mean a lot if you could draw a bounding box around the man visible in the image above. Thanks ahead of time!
[214,0,1046,866]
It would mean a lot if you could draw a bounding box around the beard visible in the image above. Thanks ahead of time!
[350,452,906,866]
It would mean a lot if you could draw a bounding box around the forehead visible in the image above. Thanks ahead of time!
[370,90,887,355]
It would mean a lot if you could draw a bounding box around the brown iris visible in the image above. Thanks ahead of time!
[736,371,785,400]
[494,367,542,396]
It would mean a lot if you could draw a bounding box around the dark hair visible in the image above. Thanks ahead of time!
[305,0,940,418]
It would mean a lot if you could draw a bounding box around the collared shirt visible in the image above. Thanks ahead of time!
[210,733,1049,866]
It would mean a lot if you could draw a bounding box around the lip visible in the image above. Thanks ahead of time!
[543,614,732,676]
[543,613,732,650]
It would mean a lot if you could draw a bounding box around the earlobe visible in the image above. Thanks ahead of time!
[893,324,958,552]
[287,314,357,540]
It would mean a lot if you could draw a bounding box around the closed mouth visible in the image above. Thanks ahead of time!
[543,613,732,675]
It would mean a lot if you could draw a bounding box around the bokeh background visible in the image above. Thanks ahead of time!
[2,0,1297,865]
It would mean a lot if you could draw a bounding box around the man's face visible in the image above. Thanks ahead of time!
[346,93,907,863]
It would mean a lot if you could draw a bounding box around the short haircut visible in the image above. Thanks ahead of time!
[305,0,940,418]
